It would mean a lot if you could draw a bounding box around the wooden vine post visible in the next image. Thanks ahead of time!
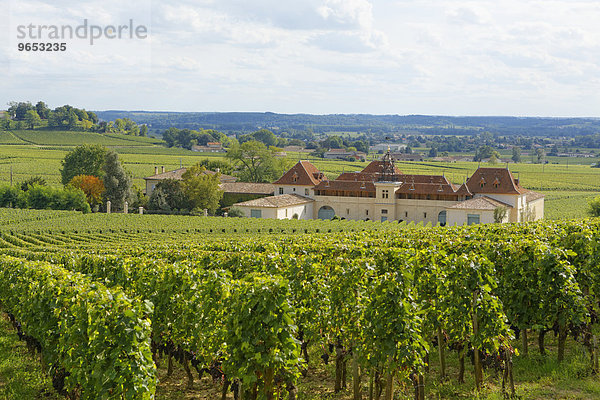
[437,325,446,379]
[472,291,483,390]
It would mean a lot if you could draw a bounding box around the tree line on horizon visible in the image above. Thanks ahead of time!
[2,101,148,136]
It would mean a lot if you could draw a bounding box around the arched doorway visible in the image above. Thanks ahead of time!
[318,206,335,220]
[438,211,447,226]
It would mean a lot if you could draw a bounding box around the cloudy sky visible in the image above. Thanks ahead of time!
[1,0,599,116]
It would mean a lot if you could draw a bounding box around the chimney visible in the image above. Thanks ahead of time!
[161,166,165,173]
[154,166,158,175]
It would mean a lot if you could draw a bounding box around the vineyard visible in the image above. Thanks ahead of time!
[0,209,599,399]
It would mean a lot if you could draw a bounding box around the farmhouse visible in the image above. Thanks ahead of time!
[191,142,225,152]
[233,152,545,226]
[324,149,367,161]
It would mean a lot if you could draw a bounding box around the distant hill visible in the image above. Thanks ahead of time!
[95,111,600,137]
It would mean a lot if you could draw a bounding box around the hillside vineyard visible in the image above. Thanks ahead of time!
[0,211,599,399]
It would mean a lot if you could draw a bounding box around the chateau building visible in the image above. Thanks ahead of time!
[233,152,545,225]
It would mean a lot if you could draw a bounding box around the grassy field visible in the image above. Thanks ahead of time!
[1,129,599,219]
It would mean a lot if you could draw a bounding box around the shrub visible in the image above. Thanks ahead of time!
[590,196,600,217]
[227,207,244,217]
[0,186,26,208]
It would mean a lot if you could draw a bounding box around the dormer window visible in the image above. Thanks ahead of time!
[493,177,500,188]
[292,172,298,183]
[479,177,486,188]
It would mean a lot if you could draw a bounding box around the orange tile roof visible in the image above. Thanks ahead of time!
[313,179,376,193]
[395,182,459,195]
[273,160,326,186]
[454,183,473,196]
[466,168,527,195]
[397,174,451,185]
[361,160,403,175]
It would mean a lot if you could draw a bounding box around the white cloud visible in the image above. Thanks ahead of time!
[1,0,600,115]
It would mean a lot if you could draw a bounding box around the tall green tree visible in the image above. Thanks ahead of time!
[60,144,107,185]
[24,110,41,129]
[35,101,50,119]
[103,150,133,209]
[474,145,499,162]
[536,147,546,163]
[0,114,11,130]
[148,179,188,212]
[7,101,34,120]
[226,140,287,183]
[511,146,522,163]
[181,164,223,213]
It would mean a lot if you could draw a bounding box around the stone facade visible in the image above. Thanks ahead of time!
[234,155,545,225]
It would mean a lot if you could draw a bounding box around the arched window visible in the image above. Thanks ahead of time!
[438,210,447,226]
[317,206,335,220]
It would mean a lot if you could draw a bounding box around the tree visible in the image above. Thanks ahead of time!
[494,206,507,223]
[35,101,50,119]
[536,148,546,163]
[114,119,126,132]
[227,140,287,183]
[351,139,369,153]
[227,207,244,217]
[251,129,278,147]
[0,114,10,130]
[7,101,34,120]
[489,153,499,164]
[103,150,133,209]
[474,145,497,161]
[428,147,438,158]
[197,158,235,175]
[181,164,223,213]
[148,179,188,212]
[60,145,107,185]
[24,110,41,129]
[20,176,46,192]
[321,135,344,149]
[68,175,105,208]
[139,124,148,137]
[512,146,522,163]
[589,196,600,217]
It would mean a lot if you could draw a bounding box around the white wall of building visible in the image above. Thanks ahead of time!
[476,193,523,222]
[394,200,458,225]
[313,196,376,220]
[238,207,278,219]
[525,198,544,221]
[275,203,313,220]
[237,203,313,220]
[276,185,314,198]
[446,209,496,226]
